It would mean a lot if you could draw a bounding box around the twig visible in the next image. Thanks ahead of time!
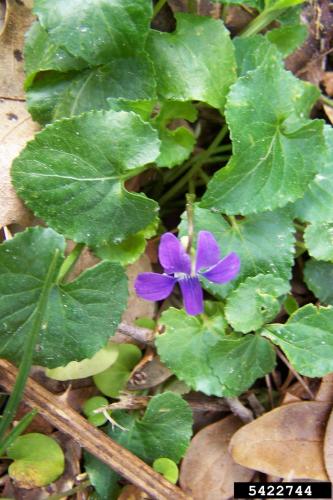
[96,394,230,414]
[225,397,253,423]
[247,393,265,417]
[276,350,314,399]
[0,359,190,500]
[265,374,274,409]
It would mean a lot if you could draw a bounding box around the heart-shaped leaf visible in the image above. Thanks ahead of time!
[202,58,325,214]
[157,308,275,397]
[147,14,236,110]
[0,227,127,368]
[225,274,289,333]
[33,0,152,66]
[12,111,160,246]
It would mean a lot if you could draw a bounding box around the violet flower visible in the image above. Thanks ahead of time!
[134,231,240,316]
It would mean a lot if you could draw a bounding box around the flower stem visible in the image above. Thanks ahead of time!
[186,194,196,258]
[160,125,228,205]
[57,242,85,283]
[0,250,60,447]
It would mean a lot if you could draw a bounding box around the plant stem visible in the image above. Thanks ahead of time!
[57,242,85,283]
[0,409,37,456]
[186,194,195,258]
[240,8,284,37]
[0,250,60,447]
[320,94,333,109]
[152,0,168,18]
[163,144,232,185]
[204,155,230,164]
[160,125,228,205]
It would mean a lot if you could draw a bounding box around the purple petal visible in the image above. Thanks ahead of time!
[135,273,176,301]
[158,232,191,274]
[179,277,204,316]
[201,252,240,284]
[195,230,221,272]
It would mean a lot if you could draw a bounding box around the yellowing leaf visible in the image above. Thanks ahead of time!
[7,433,65,488]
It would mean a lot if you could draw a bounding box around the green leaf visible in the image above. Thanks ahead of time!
[108,392,193,464]
[93,344,142,398]
[303,260,333,305]
[212,0,262,9]
[262,304,333,377]
[93,218,158,265]
[225,274,289,333]
[147,14,236,110]
[266,24,307,56]
[304,223,333,261]
[179,206,295,298]
[7,433,65,488]
[157,308,226,396]
[46,344,119,381]
[85,452,120,500]
[156,308,275,397]
[83,396,109,427]
[54,57,157,120]
[24,22,86,84]
[153,458,179,484]
[201,57,325,214]
[266,0,305,11]
[293,127,333,223]
[33,0,153,66]
[108,98,197,168]
[233,36,280,77]
[0,227,127,368]
[26,72,74,125]
[12,111,160,246]
[154,101,197,168]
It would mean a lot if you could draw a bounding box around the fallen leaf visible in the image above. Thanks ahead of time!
[230,401,330,480]
[180,415,254,500]
[0,0,34,98]
[0,99,38,227]
[118,484,149,499]
[316,374,333,403]
[323,72,333,96]
[324,405,333,482]
[127,356,172,390]
[122,254,155,325]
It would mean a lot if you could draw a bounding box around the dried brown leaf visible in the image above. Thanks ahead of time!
[0,0,34,98]
[122,255,155,325]
[0,99,38,227]
[230,401,331,480]
[324,405,333,482]
[180,415,254,500]
[323,72,333,97]
[127,356,172,390]
[316,374,333,403]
